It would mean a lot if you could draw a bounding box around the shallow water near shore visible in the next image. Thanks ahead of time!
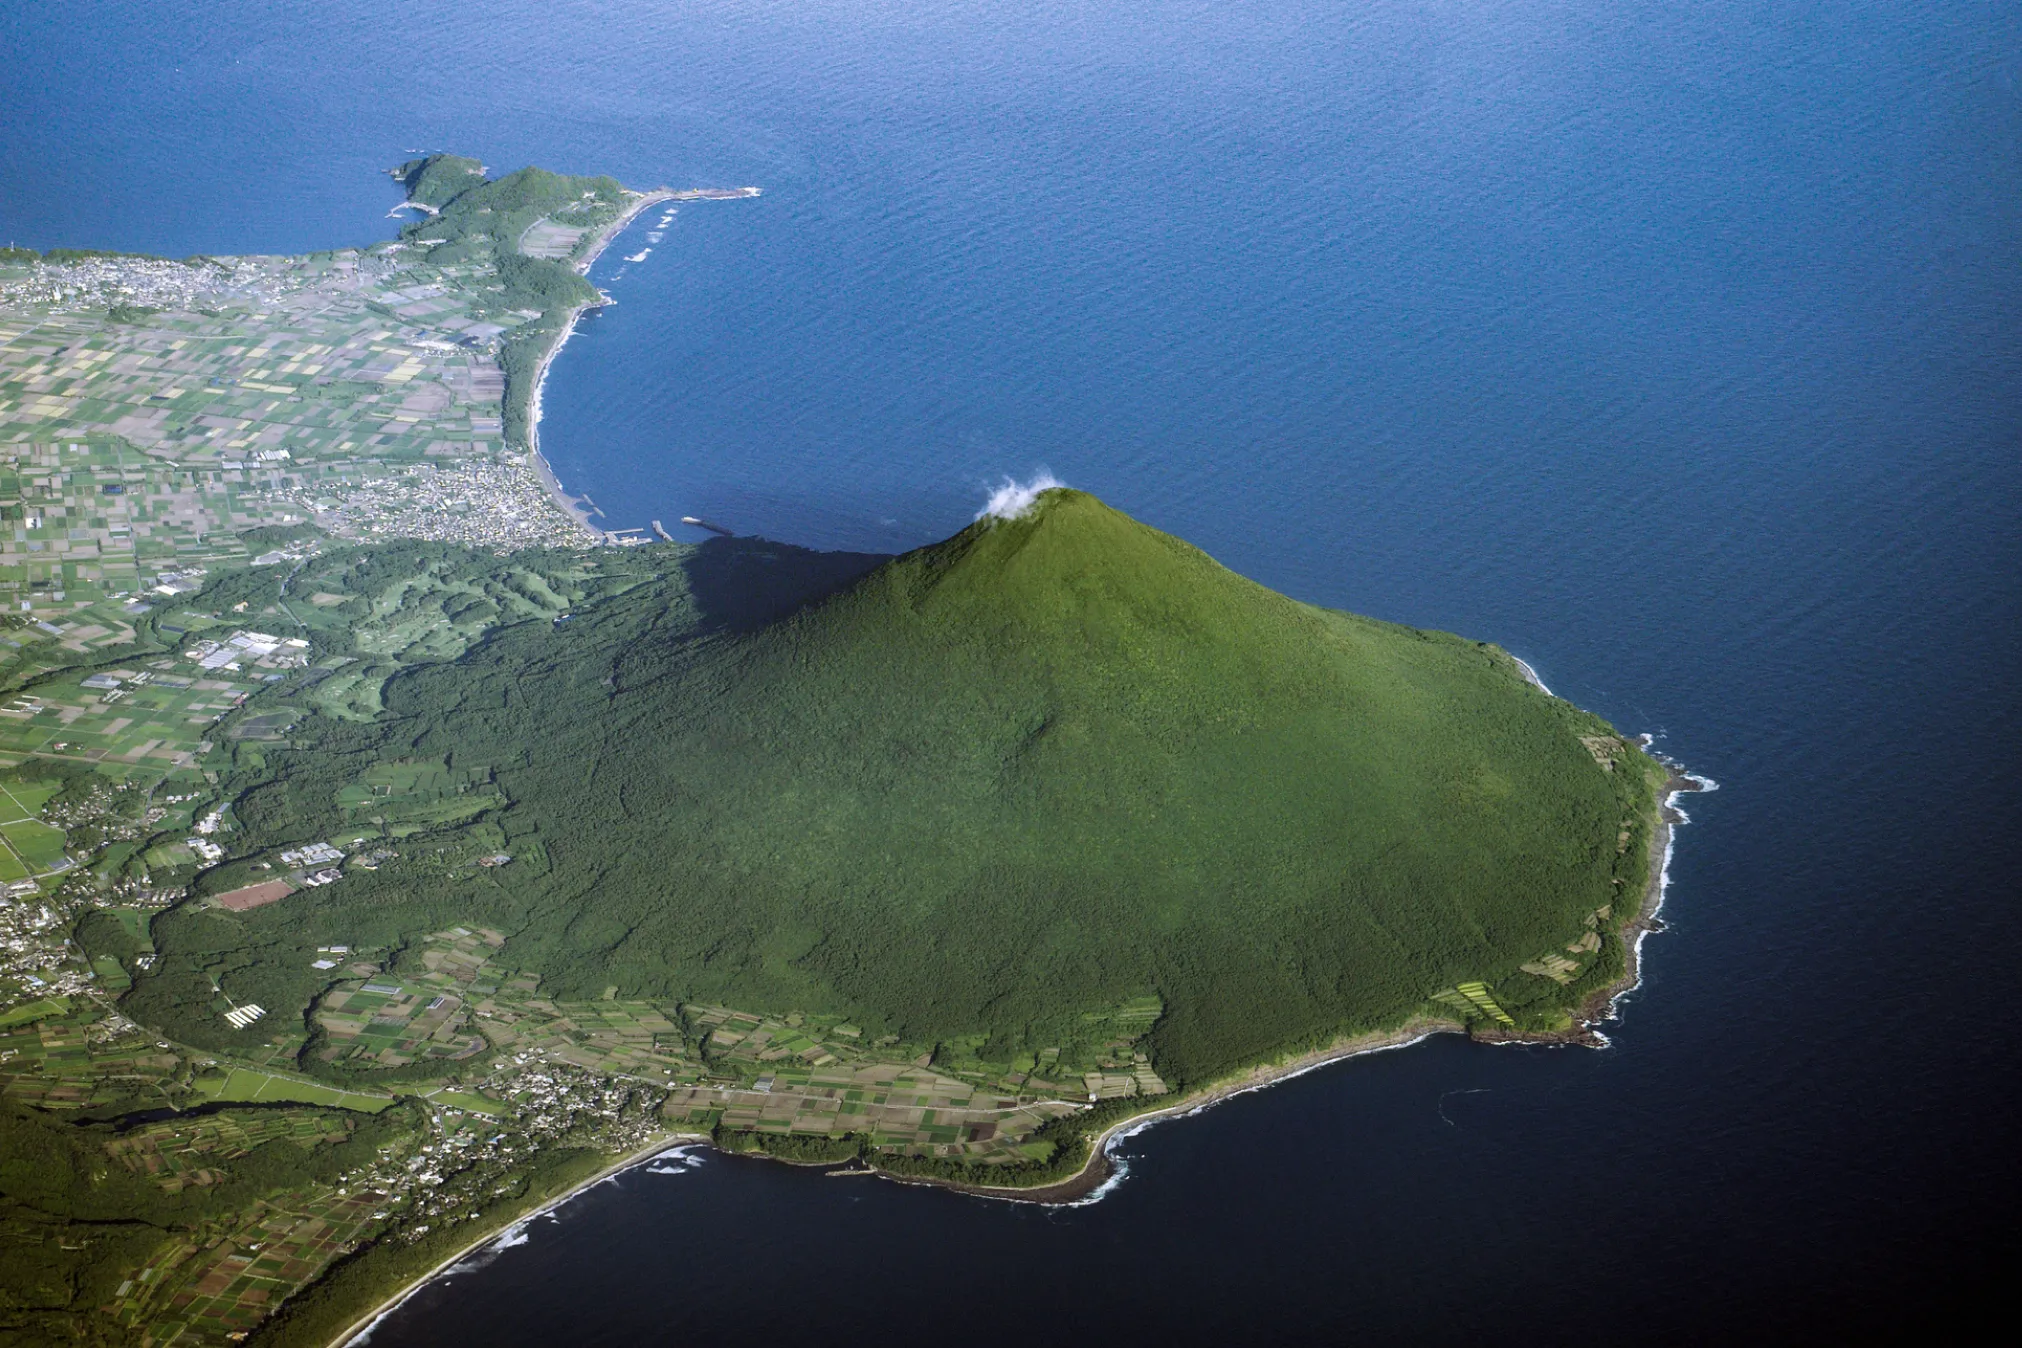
[5,0,2017,1339]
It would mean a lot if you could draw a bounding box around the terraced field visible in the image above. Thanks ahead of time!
[0,1007,183,1110]
[108,1109,353,1191]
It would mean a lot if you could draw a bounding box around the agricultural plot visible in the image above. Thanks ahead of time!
[691,1006,854,1070]
[107,1108,352,1192]
[313,977,486,1070]
[1433,982,1519,1027]
[0,661,247,767]
[671,1004,1099,1161]
[0,437,294,634]
[922,994,1171,1100]
[0,769,72,877]
[0,814,67,867]
[664,1058,1080,1164]
[1517,906,1611,985]
[406,924,507,989]
[1079,1055,1171,1101]
[518,217,591,259]
[490,998,698,1084]
[421,1087,506,1116]
[0,776,60,818]
[371,928,697,1084]
[0,1007,183,1110]
[0,994,67,1029]
[110,1190,387,1343]
[1,228,599,575]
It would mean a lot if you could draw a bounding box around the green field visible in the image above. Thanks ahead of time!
[0,777,68,877]
[192,1067,394,1113]
[0,997,68,1030]
[0,780,61,818]
[423,1089,506,1116]
[0,817,67,869]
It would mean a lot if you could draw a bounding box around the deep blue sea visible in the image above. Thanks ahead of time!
[5,0,2018,1339]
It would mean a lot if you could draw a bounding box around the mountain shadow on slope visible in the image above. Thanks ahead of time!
[678,535,889,633]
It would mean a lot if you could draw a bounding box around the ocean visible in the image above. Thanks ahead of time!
[4,0,2017,1338]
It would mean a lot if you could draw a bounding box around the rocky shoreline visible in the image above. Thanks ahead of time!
[891,766,1707,1206]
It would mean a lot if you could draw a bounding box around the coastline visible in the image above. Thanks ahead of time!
[520,186,676,540]
[318,759,1704,1342]
[1602,764,1716,1024]
[330,1131,708,1347]
[885,759,1708,1206]
[883,1017,1464,1207]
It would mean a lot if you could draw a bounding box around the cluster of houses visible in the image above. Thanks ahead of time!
[282,841,345,887]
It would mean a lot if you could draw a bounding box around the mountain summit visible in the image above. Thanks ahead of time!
[784,487,1321,691]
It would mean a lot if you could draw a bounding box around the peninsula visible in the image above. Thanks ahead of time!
[0,160,1678,1348]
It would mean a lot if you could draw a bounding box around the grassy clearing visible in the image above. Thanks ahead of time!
[0,817,67,869]
[422,1089,505,1116]
[192,1067,393,1113]
[0,996,69,1029]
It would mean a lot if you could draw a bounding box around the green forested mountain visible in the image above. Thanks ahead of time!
[142,489,1663,1087]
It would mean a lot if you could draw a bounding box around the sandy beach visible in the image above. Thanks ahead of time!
[515,186,676,539]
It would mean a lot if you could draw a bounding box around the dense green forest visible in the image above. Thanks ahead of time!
[131,489,1665,1088]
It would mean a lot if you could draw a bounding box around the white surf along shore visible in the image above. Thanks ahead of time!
[341,1137,711,1345]
[520,186,760,540]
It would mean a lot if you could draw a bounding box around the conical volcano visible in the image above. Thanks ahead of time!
[386,489,1666,1082]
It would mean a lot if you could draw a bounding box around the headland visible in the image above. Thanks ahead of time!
[877,767,1708,1206]
[0,157,1696,1348]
